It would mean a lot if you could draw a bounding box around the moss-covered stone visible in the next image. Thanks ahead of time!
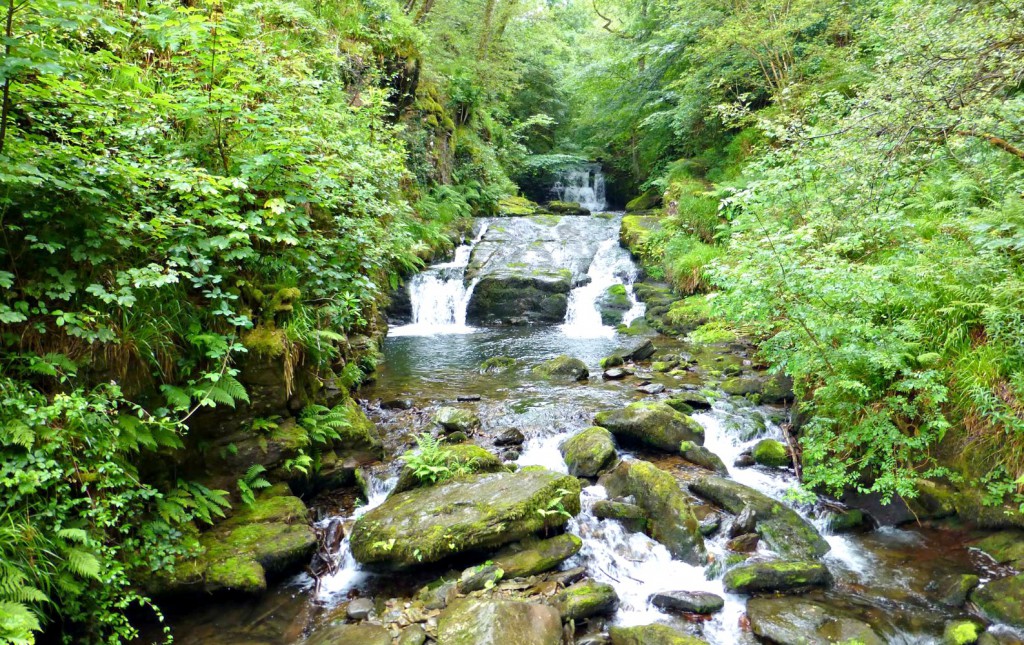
[969,530,1024,569]
[746,597,882,645]
[560,426,617,477]
[547,200,590,215]
[592,500,648,532]
[943,620,982,645]
[600,460,707,564]
[531,355,589,381]
[609,623,707,645]
[971,573,1024,629]
[752,439,790,468]
[350,469,581,569]
[723,560,832,594]
[650,590,724,614]
[392,443,505,494]
[679,441,728,475]
[625,188,663,213]
[433,406,481,433]
[598,284,633,326]
[494,533,582,578]
[481,355,518,374]
[498,195,545,217]
[594,402,704,452]
[822,508,865,533]
[438,598,562,645]
[553,579,619,621]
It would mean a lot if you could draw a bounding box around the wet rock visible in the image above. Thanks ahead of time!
[665,399,694,414]
[609,623,708,644]
[561,426,617,477]
[532,355,589,381]
[346,597,374,620]
[679,441,728,475]
[503,449,521,461]
[495,428,526,446]
[733,454,755,468]
[444,431,469,444]
[438,598,562,645]
[553,580,619,621]
[433,407,481,433]
[481,356,518,374]
[953,487,1024,529]
[494,533,583,578]
[745,597,882,645]
[594,401,704,452]
[972,573,1024,629]
[652,360,678,373]
[931,573,980,607]
[382,398,414,410]
[637,383,666,395]
[699,513,722,536]
[600,460,707,565]
[626,339,657,361]
[418,579,457,610]
[729,507,758,537]
[577,635,612,645]
[943,619,982,645]
[592,500,648,533]
[723,560,832,594]
[551,565,587,587]
[458,563,504,592]
[397,624,428,645]
[351,469,581,569]
[720,377,762,397]
[601,354,625,369]
[752,439,790,468]
[688,474,830,560]
[603,368,627,380]
[598,284,632,326]
[822,508,866,533]
[305,622,391,645]
[392,443,505,495]
[457,394,482,402]
[650,590,724,614]
[969,530,1024,569]
[727,533,759,553]
[548,200,590,215]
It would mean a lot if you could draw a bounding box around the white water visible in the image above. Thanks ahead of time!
[316,474,397,601]
[389,226,488,337]
[561,232,645,339]
[553,164,607,212]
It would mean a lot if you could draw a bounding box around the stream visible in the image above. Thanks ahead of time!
[153,206,1023,644]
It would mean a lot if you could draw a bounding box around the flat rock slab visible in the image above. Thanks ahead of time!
[724,560,832,594]
[350,469,581,568]
[438,598,561,645]
[650,590,724,614]
[746,597,883,645]
[306,622,391,645]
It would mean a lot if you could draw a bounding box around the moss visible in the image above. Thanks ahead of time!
[393,443,505,494]
[222,494,308,528]
[497,195,544,217]
[205,556,265,593]
[241,325,287,358]
[553,580,618,621]
[547,200,589,214]
[594,402,703,452]
[971,573,1024,628]
[480,355,518,374]
[689,321,738,344]
[752,439,790,468]
[560,426,617,477]
[531,355,589,381]
[942,620,980,645]
[625,187,663,213]
[723,560,831,594]
[494,533,582,577]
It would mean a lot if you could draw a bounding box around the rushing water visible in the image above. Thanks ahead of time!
[552,164,607,212]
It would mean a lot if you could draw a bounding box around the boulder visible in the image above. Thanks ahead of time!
[600,460,706,564]
[609,624,708,645]
[594,402,704,452]
[603,368,627,380]
[481,356,518,374]
[495,428,526,446]
[746,597,882,645]
[931,573,980,607]
[688,474,829,560]
[723,560,832,594]
[561,426,617,477]
[305,622,391,645]
[350,469,581,569]
[727,533,759,553]
[548,200,590,215]
[969,531,1024,569]
[438,598,562,645]
[532,355,589,381]
[458,563,504,593]
[752,439,790,468]
[971,573,1024,629]
[650,590,724,614]
[397,625,428,645]
[822,508,866,533]
[669,392,711,411]
[943,620,982,645]
[552,580,619,621]
[494,533,583,578]
[433,407,481,433]
[679,441,727,475]
[592,500,647,533]
[392,443,505,494]
[721,374,794,404]
[346,597,374,620]
[598,284,632,326]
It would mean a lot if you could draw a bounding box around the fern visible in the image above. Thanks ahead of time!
[237,464,272,507]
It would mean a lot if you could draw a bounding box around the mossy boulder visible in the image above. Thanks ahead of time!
[679,441,728,475]
[592,499,648,532]
[723,560,832,594]
[971,573,1024,629]
[149,491,315,596]
[600,460,706,564]
[498,195,545,217]
[688,474,830,560]
[438,598,562,645]
[933,573,981,607]
[494,533,583,578]
[822,508,865,533]
[943,620,982,645]
[350,469,581,569]
[594,402,704,452]
[650,590,724,614]
[553,579,619,621]
[560,426,617,477]
[532,355,589,381]
[433,406,481,433]
[392,443,505,494]
[720,377,763,398]
[746,597,882,645]
[598,284,632,326]
[609,624,707,645]
[721,374,794,404]
[547,200,590,215]
[752,439,790,468]
[481,356,519,374]
[305,622,392,645]
[968,530,1024,569]
[625,188,663,213]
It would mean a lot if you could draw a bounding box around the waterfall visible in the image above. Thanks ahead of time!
[561,231,645,339]
[552,163,607,212]
[389,225,487,337]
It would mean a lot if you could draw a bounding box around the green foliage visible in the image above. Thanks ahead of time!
[401,433,478,485]
[237,465,272,508]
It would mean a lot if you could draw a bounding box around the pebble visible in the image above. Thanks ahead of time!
[637,383,666,394]
[347,597,374,620]
[603,368,627,380]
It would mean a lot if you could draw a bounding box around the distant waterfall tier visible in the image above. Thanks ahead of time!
[552,163,606,212]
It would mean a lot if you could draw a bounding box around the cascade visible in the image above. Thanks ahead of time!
[561,237,644,338]
[389,225,487,336]
[552,163,607,212]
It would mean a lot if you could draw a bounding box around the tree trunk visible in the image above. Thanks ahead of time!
[0,0,15,155]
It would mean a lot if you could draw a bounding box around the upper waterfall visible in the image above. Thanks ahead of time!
[552,163,607,212]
